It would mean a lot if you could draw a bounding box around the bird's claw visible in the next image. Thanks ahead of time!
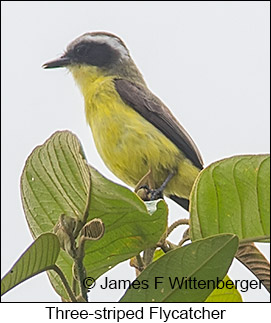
[136,185,163,201]
[150,188,163,200]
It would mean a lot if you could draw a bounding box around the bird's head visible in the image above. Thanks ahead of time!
[43,31,145,86]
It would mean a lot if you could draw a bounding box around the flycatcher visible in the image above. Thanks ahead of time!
[43,32,203,210]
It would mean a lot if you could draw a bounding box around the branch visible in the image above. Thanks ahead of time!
[167,219,189,237]
[50,265,77,302]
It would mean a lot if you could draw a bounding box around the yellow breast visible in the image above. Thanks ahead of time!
[69,65,199,198]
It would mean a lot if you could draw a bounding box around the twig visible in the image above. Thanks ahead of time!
[75,237,88,301]
[178,228,190,246]
[51,265,77,302]
[158,240,178,253]
[143,247,156,266]
[136,254,145,271]
[167,219,189,237]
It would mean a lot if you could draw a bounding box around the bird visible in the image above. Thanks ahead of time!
[43,31,203,211]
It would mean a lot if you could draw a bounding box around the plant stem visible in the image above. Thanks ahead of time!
[75,236,88,301]
[136,254,144,271]
[75,260,88,301]
[167,219,189,237]
[158,240,178,252]
[178,236,190,247]
[143,247,156,266]
[72,276,78,295]
[51,265,77,302]
[178,228,190,246]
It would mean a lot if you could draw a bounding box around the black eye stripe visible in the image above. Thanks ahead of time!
[71,41,119,67]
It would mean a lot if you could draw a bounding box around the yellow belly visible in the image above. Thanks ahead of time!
[76,72,199,199]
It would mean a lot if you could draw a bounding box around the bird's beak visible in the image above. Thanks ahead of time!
[42,55,71,69]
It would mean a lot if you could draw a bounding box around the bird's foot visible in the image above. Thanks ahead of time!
[150,187,164,200]
[136,172,175,202]
[136,185,163,201]
[150,172,175,200]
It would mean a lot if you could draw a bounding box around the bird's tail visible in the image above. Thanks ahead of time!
[169,195,189,211]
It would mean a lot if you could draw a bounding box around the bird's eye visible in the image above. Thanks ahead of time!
[74,44,89,58]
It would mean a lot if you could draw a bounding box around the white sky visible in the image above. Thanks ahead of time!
[1,1,270,302]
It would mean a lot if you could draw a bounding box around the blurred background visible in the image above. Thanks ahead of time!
[1,1,270,302]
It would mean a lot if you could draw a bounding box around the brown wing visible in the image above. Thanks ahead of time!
[114,79,203,169]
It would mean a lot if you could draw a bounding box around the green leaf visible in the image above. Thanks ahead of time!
[83,168,168,279]
[190,155,270,242]
[21,131,168,299]
[21,130,91,232]
[1,233,60,296]
[21,131,90,299]
[120,234,239,302]
[205,275,242,302]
